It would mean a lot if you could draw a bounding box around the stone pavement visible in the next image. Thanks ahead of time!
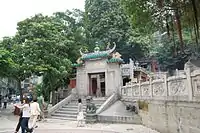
[0,104,160,133]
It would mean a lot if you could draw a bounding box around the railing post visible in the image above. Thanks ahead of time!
[149,77,153,98]
[186,67,193,101]
[139,80,142,98]
[164,72,168,100]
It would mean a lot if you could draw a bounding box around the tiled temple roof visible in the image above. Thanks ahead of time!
[107,57,124,63]
[72,43,123,67]
[80,51,110,60]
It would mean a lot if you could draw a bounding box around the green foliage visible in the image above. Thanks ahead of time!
[14,13,79,98]
[0,48,15,76]
[84,0,145,62]
[121,0,200,69]
[0,10,86,102]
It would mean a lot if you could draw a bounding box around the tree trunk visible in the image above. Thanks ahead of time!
[52,90,56,106]
[166,16,170,38]
[192,0,199,43]
[171,15,177,56]
[174,9,184,52]
[193,19,199,47]
[17,79,23,103]
[189,20,194,41]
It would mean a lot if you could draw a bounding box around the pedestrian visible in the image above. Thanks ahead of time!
[14,98,33,133]
[77,98,84,127]
[0,94,2,108]
[37,95,44,120]
[14,110,23,133]
[3,95,8,109]
[30,98,41,129]
[14,98,26,133]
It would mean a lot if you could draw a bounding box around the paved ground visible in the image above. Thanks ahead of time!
[0,104,160,133]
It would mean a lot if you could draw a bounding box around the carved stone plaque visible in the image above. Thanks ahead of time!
[132,86,140,96]
[192,77,200,96]
[168,79,187,96]
[141,85,150,96]
[152,82,165,96]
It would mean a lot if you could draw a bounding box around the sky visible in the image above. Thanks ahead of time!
[0,0,85,39]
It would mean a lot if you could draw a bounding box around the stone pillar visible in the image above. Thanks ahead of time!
[139,80,142,98]
[129,58,134,82]
[164,72,168,100]
[97,75,101,90]
[115,69,120,94]
[149,77,153,98]
[186,67,193,101]
[105,70,108,96]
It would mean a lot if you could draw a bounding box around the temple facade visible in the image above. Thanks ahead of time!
[72,43,123,97]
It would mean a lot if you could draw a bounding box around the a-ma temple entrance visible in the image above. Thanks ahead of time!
[88,72,105,97]
[72,43,123,97]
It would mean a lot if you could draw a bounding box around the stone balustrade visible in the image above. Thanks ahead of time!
[121,67,200,102]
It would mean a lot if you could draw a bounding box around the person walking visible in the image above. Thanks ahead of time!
[3,95,8,109]
[14,111,23,133]
[0,94,2,108]
[37,95,44,120]
[77,98,84,127]
[14,98,33,133]
[30,98,41,128]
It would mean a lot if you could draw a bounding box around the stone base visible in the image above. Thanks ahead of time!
[85,114,97,123]
[97,100,141,124]
[44,110,48,118]
[97,115,141,124]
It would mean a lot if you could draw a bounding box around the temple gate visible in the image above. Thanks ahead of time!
[72,43,123,97]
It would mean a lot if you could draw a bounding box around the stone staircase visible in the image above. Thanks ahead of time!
[51,97,106,121]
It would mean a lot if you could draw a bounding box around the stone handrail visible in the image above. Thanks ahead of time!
[96,93,119,114]
[121,67,200,102]
[48,93,76,116]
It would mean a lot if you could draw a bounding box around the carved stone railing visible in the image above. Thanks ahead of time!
[121,67,200,102]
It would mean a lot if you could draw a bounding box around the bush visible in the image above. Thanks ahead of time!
[138,100,148,111]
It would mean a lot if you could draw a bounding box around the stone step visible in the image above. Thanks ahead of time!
[50,116,77,121]
[63,105,87,108]
[51,113,78,118]
[71,100,106,103]
[55,110,86,115]
[59,108,80,112]
[68,103,103,106]
[50,97,107,121]
[55,110,77,115]
[62,105,101,108]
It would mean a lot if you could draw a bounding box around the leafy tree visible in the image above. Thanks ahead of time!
[121,0,200,70]
[0,37,34,101]
[0,48,15,77]
[84,0,145,62]
[15,11,86,104]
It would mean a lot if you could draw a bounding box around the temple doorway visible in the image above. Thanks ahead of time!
[89,72,105,97]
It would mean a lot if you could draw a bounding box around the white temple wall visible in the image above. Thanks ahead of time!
[76,59,122,97]
[76,67,88,96]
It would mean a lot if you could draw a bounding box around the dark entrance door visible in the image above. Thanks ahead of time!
[88,72,105,97]
[92,78,97,96]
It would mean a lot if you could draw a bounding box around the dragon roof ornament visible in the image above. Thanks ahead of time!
[79,42,117,60]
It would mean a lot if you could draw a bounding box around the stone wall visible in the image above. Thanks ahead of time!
[121,68,200,133]
[76,59,122,97]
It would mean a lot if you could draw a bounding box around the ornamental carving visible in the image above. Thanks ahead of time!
[153,83,165,96]
[168,79,186,96]
[192,77,200,96]
[127,86,132,97]
[141,85,150,96]
[132,86,140,96]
